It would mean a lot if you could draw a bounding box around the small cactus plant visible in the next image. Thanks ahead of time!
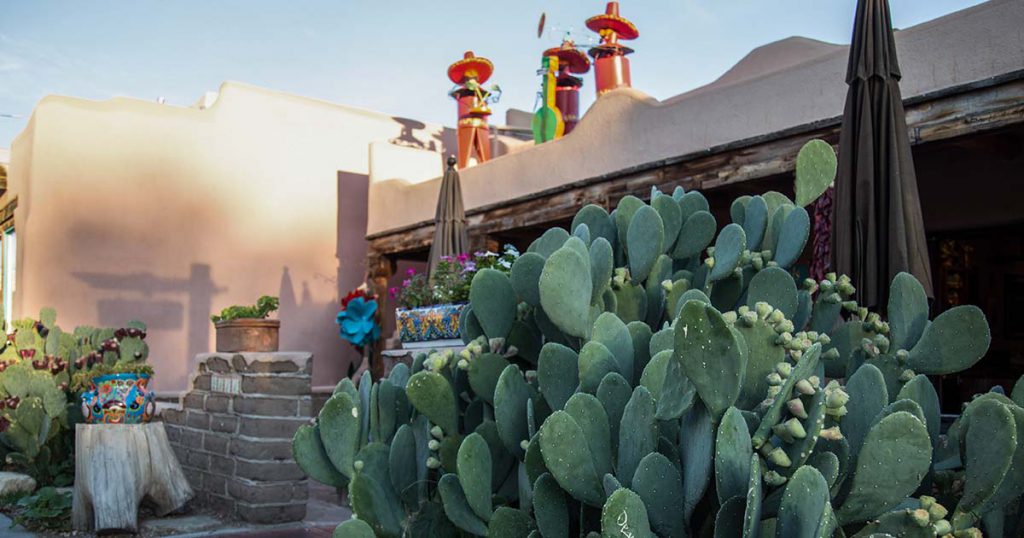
[294,139,1015,537]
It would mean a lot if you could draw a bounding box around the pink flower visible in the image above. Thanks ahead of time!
[388,287,398,298]
[402,279,412,287]
[456,253,470,263]
[405,268,417,277]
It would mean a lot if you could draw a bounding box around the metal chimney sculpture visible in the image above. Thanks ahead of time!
[448,51,499,169]
[586,1,638,97]
[542,38,590,134]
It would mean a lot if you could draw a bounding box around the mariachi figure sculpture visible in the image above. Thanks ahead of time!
[448,51,500,169]
[542,38,590,134]
[586,1,639,96]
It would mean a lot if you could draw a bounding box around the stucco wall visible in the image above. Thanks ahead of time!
[6,82,450,391]
[366,0,1024,236]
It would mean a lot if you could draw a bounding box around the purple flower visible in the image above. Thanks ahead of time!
[461,261,477,274]
[405,268,417,277]
[456,253,471,263]
[402,279,412,287]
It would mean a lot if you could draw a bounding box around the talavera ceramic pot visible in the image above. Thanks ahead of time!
[81,373,155,424]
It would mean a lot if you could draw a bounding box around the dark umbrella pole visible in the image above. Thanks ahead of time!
[832,0,933,311]
[428,156,470,278]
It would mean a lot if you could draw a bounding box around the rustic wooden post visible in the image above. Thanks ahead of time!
[72,422,192,533]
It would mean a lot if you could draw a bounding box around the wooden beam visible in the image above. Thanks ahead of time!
[369,75,1024,258]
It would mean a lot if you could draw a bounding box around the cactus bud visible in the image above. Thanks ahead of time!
[837,282,855,296]
[426,457,441,469]
[776,319,795,334]
[825,272,837,283]
[910,509,930,527]
[816,334,831,346]
[773,423,795,444]
[820,280,835,293]
[932,520,953,536]
[819,427,843,440]
[752,256,764,270]
[457,359,469,370]
[755,302,773,319]
[928,502,948,521]
[899,369,916,383]
[661,279,674,292]
[777,332,794,346]
[794,379,815,396]
[741,311,758,327]
[919,496,936,510]
[767,386,782,398]
[857,307,869,321]
[802,278,816,291]
[704,257,715,268]
[824,405,848,418]
[787,398,808,419]
[895,349,909,362]
[430,426,444,439]
[790,349,803,361]
[768,309,785,324]
[766,373,784,386]
[807,375,820,387]
[722,311,738,324]
[737,305,751,316]
[520,440,530,452]
[825,389,849,408]
[823,348,841,361]
[428,439,441,451]
[767,448,792,468]
[775,362,793,378]
[841,300,859,312]
[784,418,807,439]
[354,460,365,472]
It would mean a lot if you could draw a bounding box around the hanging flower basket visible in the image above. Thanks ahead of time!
[396,303,466,344]
[81,372,155,424]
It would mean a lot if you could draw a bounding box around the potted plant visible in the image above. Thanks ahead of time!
[391,245,518,347]
[211,295,280,352]
[336,284,382,378]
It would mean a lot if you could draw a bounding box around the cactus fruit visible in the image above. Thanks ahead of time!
[293,143,1015,537]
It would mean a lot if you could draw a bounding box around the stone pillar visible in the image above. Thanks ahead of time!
[161,352,313,523]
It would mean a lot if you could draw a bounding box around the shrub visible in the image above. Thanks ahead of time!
[295,141,1015,537]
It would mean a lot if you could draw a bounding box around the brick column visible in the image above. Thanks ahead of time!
[162,352,313,523]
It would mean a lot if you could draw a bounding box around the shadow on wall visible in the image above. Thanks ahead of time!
[73,263,226,388]
[278,266,343,384]
[389,117,458,159]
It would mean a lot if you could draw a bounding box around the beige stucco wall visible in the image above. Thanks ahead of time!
[6,82,451,391]
[367,0,1024,236]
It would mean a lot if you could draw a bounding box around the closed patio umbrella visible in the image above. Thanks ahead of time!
[832,0,933,311]
[428,156,469,277]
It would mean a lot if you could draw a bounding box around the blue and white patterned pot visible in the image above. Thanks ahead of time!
[396,303,465,343]
[80,373,155,424]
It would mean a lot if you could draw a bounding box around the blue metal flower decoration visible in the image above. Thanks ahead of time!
[336,296,381,349]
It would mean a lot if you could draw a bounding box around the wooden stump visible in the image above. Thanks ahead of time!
[72,422,193,533]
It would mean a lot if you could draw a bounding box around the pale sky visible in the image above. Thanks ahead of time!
[0,0,987,149]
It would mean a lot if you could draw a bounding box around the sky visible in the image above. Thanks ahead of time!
[0,0,988,149]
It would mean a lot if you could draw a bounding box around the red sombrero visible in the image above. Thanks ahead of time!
[543,40,591,74]
[447,51,494,85]
[586,2,639,40]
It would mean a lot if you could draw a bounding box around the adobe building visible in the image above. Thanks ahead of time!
[366,0,1024,408]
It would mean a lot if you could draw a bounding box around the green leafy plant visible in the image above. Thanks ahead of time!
[210,295,279,323]
[8,487,72,531]
[295,140,1013,537]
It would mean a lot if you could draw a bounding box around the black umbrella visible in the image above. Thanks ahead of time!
[832,0,933,311]
[428,156,469,277]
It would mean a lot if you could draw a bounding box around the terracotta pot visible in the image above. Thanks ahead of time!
[81,373,155,424]
[214,318,280,352]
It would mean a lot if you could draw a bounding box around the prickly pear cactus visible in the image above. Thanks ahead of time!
[294,139,1014,538]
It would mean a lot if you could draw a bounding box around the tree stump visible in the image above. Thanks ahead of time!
[72,422,193,533]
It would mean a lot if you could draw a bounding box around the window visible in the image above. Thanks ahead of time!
[3,227,15,331]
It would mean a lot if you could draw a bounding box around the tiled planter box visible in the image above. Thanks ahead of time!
[396,303,466,346]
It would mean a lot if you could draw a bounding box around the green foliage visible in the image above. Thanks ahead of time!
[8,486,72,532]
[210,295,279,323]
[0,309,149,487]
[293,139,1006,537]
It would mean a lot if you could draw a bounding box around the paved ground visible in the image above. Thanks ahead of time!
[1,482,353,537]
